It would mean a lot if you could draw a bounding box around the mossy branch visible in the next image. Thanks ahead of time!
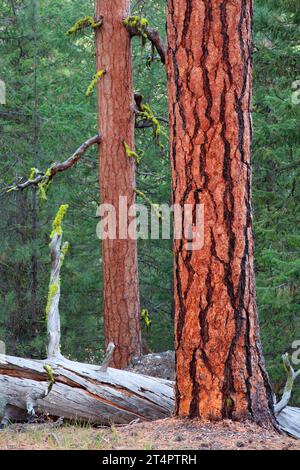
[43,365,55,398]
[141,309,152,329]
[50,204,69,239]
[138,103,164,149]
[6,135,102,194]
[123,16,166,64]
[46,205,69,358]
[66,15,103,35]
[134,188,162,220]
[85,69,106,97]
[134,93,168,141]
[123,141,141,164]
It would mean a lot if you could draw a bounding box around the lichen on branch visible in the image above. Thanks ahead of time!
[5,135,102,193]
[123,16,166,64]
[50,204,69,239]
[85,69,106,97]
[123,141,141,164]
[46,206,70,357]
[141,309,152,329]
[139,103,163,149]
[45,283,58,320]
[134,188,162,220]
[123,16,148,44]
[66,15,103,35]
[43,365,55,397]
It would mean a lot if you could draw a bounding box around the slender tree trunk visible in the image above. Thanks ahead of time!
[166,0,275,426]
[94,0,142,368]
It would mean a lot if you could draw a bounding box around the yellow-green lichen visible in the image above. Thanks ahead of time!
[123,16,149,45]
[123,141,141,164]
[29,167,37,180]
[85,69,106,97]
[37,182,48,201]
[43,364,55,395]
[60,241,70,266]
[134,188,162,220]
[36,167,53,201]
[141,308,152,328]
[139,103,163,149]
[45,168,52,178]
[66,16,102,35]
[50,204,69,239]
[45,282,58,320]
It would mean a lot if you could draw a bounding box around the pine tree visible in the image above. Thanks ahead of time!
[94,0,142,368]
[166,0,275,425]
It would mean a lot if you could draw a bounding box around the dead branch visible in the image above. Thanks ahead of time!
[134,93,168,129]
[145,28,166,64]
[124,22,166,64]
[47,205,69,359]
[100,342,116,372]
[274,353,300,415]
[6,135,102,192]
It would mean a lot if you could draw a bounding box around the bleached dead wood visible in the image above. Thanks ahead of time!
[47,225,69,359]
[0,355,174,425]
[274,353,300,415]
[273,353,300,439]
[276,407,300,439]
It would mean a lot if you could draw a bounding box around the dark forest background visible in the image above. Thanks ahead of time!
[0,0,299,403]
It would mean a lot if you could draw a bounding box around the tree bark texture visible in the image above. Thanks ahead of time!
[95,0,142,368]
[166,0,275,425]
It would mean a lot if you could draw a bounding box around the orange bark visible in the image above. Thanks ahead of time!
[166,0,275,425]
[95,0,141,368]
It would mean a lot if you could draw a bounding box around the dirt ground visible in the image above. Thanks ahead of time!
[0,417,299,450]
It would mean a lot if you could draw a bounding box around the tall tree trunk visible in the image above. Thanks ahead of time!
[166,0,275,426]
[95,0,142,368]
[30,0,39,340]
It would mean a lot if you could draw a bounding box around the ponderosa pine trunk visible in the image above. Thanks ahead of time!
[95,0,142,368]
[166,0,275,426]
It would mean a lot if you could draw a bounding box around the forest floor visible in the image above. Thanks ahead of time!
[0,418,299,450]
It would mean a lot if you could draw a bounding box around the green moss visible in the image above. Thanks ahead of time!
[134,188,162,220]
[50,204,69,239]
[29,167,37,180]
[60,241,70,266]
[45,282,58,320]
[85,69,106,97]
[123,16,149,45]
[66,16,102,35]
[139,103,164,150]
[45,168,52,178]
[43,364,55,385]
[37,182,48,201]
[36,167,53,201]
[141,309,152,328]
[123,141,141,164]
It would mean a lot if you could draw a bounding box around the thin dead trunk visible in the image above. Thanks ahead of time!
[166,0,275,426]
[95,0,142,368]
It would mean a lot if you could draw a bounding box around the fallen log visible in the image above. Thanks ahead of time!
[273,353,300,439]
[0,355,174,426]
[276,407,300,439]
